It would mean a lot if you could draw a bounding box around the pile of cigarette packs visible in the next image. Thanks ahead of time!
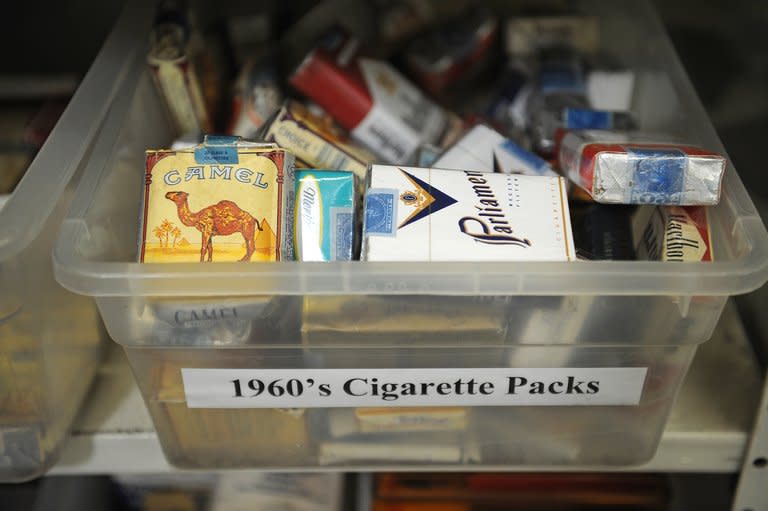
[141,2,723,267]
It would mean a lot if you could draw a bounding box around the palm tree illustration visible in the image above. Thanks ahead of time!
[152,226,165,247]
[160,219,175,248]
[171,226,182,248]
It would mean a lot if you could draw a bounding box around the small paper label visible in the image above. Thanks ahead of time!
[194,146,239,164]
[182,367,648,408]
[363,188,398,237]
[194,136,241,164]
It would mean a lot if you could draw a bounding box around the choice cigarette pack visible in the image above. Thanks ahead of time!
[263,101,374,181]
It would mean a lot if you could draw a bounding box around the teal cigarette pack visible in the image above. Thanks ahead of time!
[294,170,357,261]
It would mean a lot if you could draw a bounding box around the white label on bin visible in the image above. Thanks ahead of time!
[181,367,647,408]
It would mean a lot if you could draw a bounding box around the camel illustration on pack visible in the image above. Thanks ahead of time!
[165,191,263,262]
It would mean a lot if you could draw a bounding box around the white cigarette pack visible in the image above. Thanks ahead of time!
[433,124,558,177]
[363,165,575,261]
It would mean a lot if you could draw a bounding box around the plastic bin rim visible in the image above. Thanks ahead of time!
[53,220,768,296]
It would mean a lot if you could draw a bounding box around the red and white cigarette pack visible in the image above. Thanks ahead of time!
[290,40,453,164]
[633,205,712,262]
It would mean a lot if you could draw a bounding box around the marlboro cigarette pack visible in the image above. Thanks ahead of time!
[559,131,726,205]
[290,39,453,164]
[362,165,575,262]
[140,136,295,263]
[633,205,712,262]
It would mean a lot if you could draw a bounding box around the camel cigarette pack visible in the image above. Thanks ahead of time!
[559,131,726,205]
[140,136,295,263]
[362,165,575,262]
[263,100,375,181]
[633,206,712,262]
[294,170,356,261]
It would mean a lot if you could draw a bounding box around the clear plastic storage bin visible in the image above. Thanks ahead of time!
[0,7,154,481]
[53,1,768,468]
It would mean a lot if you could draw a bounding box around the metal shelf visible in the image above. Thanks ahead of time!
[51,301,761,474]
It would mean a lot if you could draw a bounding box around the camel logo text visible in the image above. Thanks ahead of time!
[163,165,269,189]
